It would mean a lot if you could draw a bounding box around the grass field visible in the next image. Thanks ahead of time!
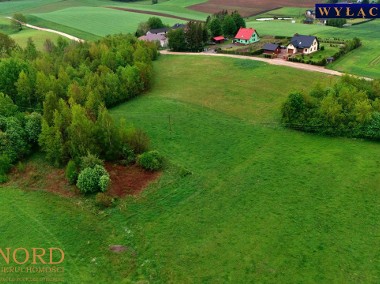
[31,7,186,37]
[249,7,311,20]
[0,17,63,49]
[107,0,208,21]
[317,20,380,78]
[247,20,335,37]
[3,55,380,282]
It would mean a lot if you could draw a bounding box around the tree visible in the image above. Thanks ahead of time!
[135,21,150,37]
[147,17,164,29]
[0,33,17,58]
[231,11,246,32]
[222,15,237,36]
[0,92,18,117]
[152,0,158,4]
[210,18,222,37]
[168,28,187,51]
[12,13,26,31]
[15,70,35,108]
[24,38,38,60]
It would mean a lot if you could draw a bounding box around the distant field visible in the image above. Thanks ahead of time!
[247,20,334,37]
[189,0,317,17]
[106,0,208,21]
[0,0,62,15]
[32,7,185,37]
[0,17,62,49]
[317,20,380,78]
[249,7,311,20]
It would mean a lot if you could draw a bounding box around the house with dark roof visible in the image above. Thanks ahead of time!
[263,43,280,55]
[234,28,259,45]
[172,23,186,30]
[147,27,171,35]
[287,35,318,55]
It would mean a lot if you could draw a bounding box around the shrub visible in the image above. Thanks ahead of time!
[76,165,110,193]
[127,128,150,154]
[137,150,163,171]
[65,160,78,185]
[320,46,325,51]
[80,152,104,170]
[16,161,26,173]
[99,174,110,192]
[120,145,136,165]
[0,154,11,175]
[25,112,42,145]
[0,174,8,184]
[95,192,114,208]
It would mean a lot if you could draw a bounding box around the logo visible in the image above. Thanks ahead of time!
[0,248,64,265]
[315,4,380,18]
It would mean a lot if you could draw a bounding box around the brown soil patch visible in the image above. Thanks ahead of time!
[6,164,78,198]
[105,163,161,198]
[189,0,316,17]
[106,6,195,22]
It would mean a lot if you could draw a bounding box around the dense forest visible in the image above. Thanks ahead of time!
[282,76,380,140]
[0,33,161,191]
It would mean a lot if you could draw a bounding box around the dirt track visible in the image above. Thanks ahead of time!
[7,17,84,42]
[160,50,372,80]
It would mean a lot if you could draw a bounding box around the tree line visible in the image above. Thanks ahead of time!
[282,76,380,140]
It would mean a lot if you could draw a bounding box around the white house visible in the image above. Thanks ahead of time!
[287,35,319,55]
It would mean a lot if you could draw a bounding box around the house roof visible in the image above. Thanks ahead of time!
[263,43,279,51]
[213,36,225,41]
[149,27,170,34]
[172,23,186,30]
[290,35,317,48]
[139,34,167,42]
[234,28,256,40]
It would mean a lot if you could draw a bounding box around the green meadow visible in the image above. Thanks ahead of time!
[31,7,185,37]
[2,55,380,282]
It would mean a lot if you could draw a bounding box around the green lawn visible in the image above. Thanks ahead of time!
[249,7,312,21]
[31,7,186,37]
[2,44,380,283]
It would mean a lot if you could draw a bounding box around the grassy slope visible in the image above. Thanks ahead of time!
[1,55,380,282]
[0,17,63,49]
[31,7,186,37]
[108,55,380,282]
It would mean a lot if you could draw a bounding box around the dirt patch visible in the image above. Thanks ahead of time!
[105,163,161,198]
[189,0,316,17]
[106,6,196,22]
[6,164,78,198]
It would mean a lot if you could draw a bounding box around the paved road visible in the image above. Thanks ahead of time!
[161,50,372,80]
[7,17,84,43]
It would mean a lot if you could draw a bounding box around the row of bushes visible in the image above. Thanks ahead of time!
[282,76,380,139]
[288,56,326,66]
[216,48,263,56]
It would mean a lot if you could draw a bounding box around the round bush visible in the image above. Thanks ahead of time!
[76,165,110,193]
[137,150,163,171]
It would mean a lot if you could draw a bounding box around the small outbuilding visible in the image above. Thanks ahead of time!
[213,36,225,44]
[263,43,281,55]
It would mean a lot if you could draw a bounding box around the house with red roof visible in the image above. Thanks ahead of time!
[234,28,259,45]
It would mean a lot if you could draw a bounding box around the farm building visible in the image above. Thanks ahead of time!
[234,28,259,45]
[139,33,168,48]
[213,36,225,44]
[263,43,281,55]
[287,35,318,55]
